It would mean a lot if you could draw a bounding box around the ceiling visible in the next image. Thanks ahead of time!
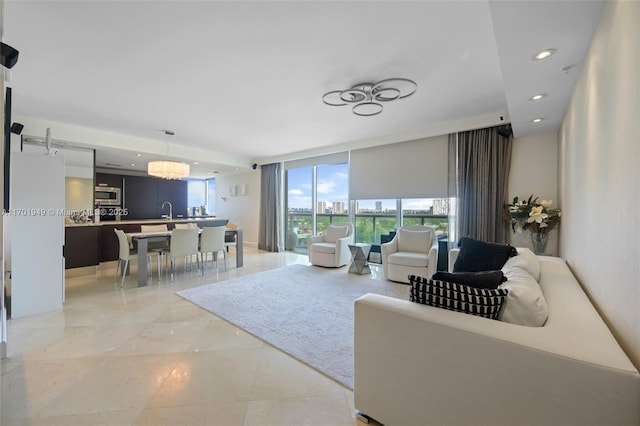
[3,1,603,178]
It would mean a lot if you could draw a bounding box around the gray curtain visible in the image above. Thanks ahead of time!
[456,126,512,243]
[258,162,283,252]
[447,133,459,250]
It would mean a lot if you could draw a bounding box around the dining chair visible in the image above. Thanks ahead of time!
[199,226,227,271]
[162,228,201,281]
[140,224,170,247]
[140,224,168,232]
[225,222,239,253]
[113,228,161,287]
[140,224,170,275]
[174,223,198,230]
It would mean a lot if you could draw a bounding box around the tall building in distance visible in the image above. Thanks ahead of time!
[317,201,327,214]
[375,201,382,212]
[432,198,449,215]
[332,201,345,214]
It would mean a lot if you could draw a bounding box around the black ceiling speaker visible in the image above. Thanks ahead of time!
[498,124,513,138]
[10,122,24,135]
[1,42,19,69]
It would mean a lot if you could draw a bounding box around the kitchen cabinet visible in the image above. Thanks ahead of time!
[64,226,101,269]
[122,175,157,219]
[122,175,187,220]
[156,179,188,218]
[95,172,122,188]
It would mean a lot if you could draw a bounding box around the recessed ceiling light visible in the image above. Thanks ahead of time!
[193,161,200,165]
[533,49,556,60]
[530,93,547,101]
[135,153,142,157]
[130,163,136,167]
[532,118,544,123]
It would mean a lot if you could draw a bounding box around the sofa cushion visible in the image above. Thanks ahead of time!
[324,224,348,243]
[310,242,336,254]
[409,275,508,320]
[499,265,548,326]
[398,228,431,253]
[502,247,541,282]
[388,252,428,267]
[432,270,506,290]
[453,237,517,272]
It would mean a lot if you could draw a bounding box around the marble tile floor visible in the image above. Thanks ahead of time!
[1,247,382,426]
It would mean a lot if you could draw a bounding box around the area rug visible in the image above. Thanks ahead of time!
[177,264,409,389]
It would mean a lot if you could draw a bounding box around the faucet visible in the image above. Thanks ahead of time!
[161,201,173,220]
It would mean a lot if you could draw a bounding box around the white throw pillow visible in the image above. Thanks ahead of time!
[398,229,431,253]
[502,247,541,282]
[499,265,548,327]
[324,225,348,243]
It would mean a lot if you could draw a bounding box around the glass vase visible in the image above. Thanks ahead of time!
[530,232,549,255]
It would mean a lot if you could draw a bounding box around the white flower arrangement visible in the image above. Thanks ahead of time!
[504,195,561,237]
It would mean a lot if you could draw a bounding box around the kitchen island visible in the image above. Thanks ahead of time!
[65,218,230,269]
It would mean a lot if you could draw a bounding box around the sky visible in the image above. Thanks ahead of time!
[287,164,349,209]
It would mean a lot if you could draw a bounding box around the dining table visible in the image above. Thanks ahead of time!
[126,227,243,287]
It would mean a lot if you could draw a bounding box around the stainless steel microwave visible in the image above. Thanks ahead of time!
[95,186,121,206]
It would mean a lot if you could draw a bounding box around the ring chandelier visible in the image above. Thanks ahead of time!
[322,78,417,116]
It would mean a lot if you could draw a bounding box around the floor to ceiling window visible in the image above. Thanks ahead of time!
[352,198,450,244]
[286,166,313,253]
[285,156,349,254]
[353,199,397,244]
[284,148,451,253]
[401,198,449,235]
[315,163,349,234]
[349,136,451,245]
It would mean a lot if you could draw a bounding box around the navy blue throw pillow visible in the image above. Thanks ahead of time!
[432,270,506,290]
[453,237,517,272]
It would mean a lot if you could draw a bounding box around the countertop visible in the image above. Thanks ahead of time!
[65,217,227,227]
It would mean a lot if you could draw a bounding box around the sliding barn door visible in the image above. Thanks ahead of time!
[10,152,65,318]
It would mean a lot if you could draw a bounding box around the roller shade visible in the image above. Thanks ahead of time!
[349,135,449,200]
[284,151,349,170]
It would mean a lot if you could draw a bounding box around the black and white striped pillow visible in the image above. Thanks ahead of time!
[409,275,508,320]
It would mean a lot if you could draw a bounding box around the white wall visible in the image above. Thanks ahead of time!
[507,132,559,255]
[65,177,93,213]
[559,0,639,368]
[1,2,5,415]
[213,170,261,247]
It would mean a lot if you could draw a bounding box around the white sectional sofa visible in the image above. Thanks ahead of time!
[354,250,640,426]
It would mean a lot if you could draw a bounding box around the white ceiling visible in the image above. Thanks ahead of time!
[3,1,603,178]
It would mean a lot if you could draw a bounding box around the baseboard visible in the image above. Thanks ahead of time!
[65,266,97,278]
